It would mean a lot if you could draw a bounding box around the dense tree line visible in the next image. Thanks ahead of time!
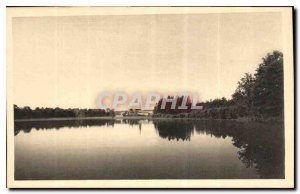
[154,51,284,119]
[14,105,115,119]
[232,50,283,118]
[153,96,193,115]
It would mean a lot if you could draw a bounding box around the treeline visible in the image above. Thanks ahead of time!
[154,51,284,120]
[154,96,193,115]
[14,105,115,119]
[231,50,283,118]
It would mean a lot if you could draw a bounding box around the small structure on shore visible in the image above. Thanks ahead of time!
[122,109,152,117]
[114,109,153,117]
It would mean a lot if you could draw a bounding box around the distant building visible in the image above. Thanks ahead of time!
[122,109,152,117]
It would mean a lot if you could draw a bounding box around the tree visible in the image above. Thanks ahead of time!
[232,73,255,111]
[252,51,284,117]
[109,109,115,117]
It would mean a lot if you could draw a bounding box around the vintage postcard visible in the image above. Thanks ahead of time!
[6,7,294,188]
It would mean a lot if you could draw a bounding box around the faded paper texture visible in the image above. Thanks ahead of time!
[7,7,294,188]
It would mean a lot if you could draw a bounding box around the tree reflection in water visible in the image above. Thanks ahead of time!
[14,119,284,179]
[14,119,115,136]
[153,120,194,141]
[154,120,284,179]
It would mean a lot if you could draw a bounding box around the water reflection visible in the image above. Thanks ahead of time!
[14,119,115,136]
[14,119,284,179]
[228,122,285,179]
[153,120,284,179]
[153,120,194,141]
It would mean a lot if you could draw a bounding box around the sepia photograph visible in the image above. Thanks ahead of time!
[6,7,294,188]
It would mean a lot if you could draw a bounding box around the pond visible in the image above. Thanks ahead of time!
[14,119,284,180]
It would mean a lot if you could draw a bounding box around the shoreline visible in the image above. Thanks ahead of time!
[14,116,283,123]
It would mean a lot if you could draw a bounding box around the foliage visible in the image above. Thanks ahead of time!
[232,50,284,117]
[232,73,255,111]
[252,51,284,117]
[153,51,284,119]
[14,105,109,119]
[154,96,193,115]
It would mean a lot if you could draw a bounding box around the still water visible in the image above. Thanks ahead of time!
[14,119,284,180]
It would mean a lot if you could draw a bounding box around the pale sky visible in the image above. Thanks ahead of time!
[12,12,283,109]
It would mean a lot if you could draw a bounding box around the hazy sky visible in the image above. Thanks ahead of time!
[12,12,283,109]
